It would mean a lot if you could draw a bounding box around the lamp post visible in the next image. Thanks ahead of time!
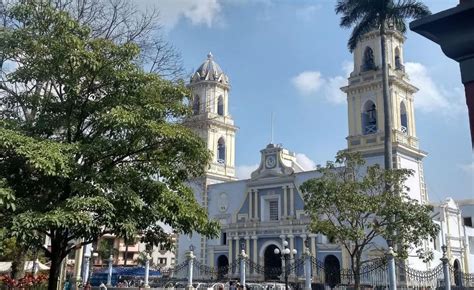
[386,239,397,290]
[186,245,195,290]
[274,240,297,290]
[441,245,451,290]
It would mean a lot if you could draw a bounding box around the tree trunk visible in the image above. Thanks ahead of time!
[48,252,63,290]
[350,253,362,290]
[380,24,393,171]
[48,237,66,290]
[11,247,27,279]
[353,266,361,290]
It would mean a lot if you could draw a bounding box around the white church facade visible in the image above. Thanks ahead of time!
[177,30,474,280]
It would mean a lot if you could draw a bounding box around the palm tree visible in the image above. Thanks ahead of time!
[336,0,430,171]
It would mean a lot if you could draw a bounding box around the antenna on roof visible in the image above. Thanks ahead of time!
[271,112,274,144]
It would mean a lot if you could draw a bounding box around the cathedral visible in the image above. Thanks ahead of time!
[177,29,474,280]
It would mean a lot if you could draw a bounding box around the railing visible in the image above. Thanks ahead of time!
[400,126,407,135]
[364,124,377,134]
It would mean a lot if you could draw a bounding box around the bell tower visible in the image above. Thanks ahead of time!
[187,52,237,182]
[179,53,237,265]
[342,29,428,203]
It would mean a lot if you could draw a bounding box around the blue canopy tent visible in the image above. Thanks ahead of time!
[90,267,161,286]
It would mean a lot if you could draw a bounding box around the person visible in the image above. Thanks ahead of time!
[84,282,91,290]
[230,281,236,290]
[63,280,71,290]
[99,282,107,290]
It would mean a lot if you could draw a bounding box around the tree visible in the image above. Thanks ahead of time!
[301,152,439,290]
[0,2,219,290]
[335,0,430,171]
[0,0,184,80]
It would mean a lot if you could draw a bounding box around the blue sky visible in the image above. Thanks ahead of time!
[138,0,473,201]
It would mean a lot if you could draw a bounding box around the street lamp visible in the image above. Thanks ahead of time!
[274,241,297,290]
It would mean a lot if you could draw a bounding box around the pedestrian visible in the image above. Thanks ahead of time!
[84,282,91,290]
[99,282,107,290]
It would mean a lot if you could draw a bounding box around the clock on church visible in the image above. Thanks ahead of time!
[265,155,277,169]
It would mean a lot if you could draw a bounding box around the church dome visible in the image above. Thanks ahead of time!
[191,52,229,85]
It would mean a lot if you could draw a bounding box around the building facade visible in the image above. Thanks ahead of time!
[178,30,473,280]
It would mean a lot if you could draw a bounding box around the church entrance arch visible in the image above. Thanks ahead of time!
[454,259,462,286]
[217,255,229,280]
[324,255,341,288]
[264,245,282,281]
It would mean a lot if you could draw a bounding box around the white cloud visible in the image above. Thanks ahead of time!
[405,62,465,114]
[291,61,352,105]
[295,5,322,21]
[137,0,222,29]
[291,71,323,96]
[458,161,474,174]
[295,153,316,171]
[236,164,259,179]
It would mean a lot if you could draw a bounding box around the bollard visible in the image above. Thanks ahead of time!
[304,250,312,290]
[144,255,150,288]
[186,250,195,290]
[107,255,113,287]
[386,247,397,290]
[240,250,247,288]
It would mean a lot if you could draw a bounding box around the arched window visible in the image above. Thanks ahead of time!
[394,47,402,70]
[217,96,224,116]
[400,102,408,134]
[193,95,200,115]
[362,47,375,71]
[217,137,225,164]
[362,101,377,135]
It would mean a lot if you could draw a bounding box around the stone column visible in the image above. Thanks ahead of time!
[288,234,296,276]
[254,190,258,219]
[234,237,240,274]
[249,190,253,220]
[228,236,233,266]
[288,235,295,259]
[289,185,295,217]
[280,234,286,280]
[251,236,258,274]
[283,186,288,218]
[309,234,316,258]
[245,236,250,257]
[300,234,307,253]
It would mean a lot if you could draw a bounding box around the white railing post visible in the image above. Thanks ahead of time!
[144,254,151,288]
[186,250,195,290]
[304,249,312,290]
[106,255,113,287]
[240,250,247,288]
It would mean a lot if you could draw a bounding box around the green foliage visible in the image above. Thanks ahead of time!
[301,151,439,286]
[0,1,218,287]
[96,238,117,260]
[335,0,431,51]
